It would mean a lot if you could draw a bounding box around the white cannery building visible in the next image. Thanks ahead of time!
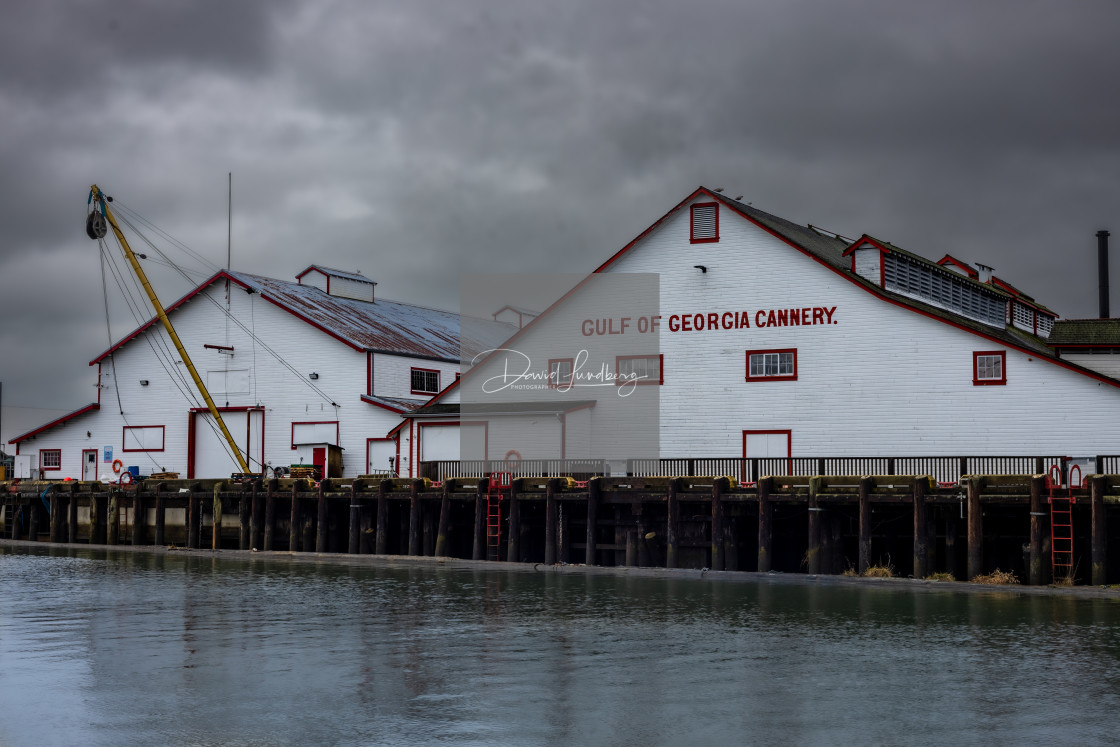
[9,266,511,480]
[403,187,1120,479]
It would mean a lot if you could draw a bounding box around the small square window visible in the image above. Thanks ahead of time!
[690,203,719,243]
[410,368,440,395]
[40,449,61,471]
[548,358,574,389]
[616,355,663,386]
[746,349,798,382]
[973,351,1006,385]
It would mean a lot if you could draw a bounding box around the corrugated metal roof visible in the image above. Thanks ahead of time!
[233,271,519,361]
[92,270,516,365]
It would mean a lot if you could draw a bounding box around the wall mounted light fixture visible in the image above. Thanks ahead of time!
[309,372,319,380]
[140,380,149,386]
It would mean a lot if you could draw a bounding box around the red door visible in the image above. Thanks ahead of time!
[313,447,326,479]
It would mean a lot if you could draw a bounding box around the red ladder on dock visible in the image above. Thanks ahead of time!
[1047,464,1079,582]
[487,472,511,561]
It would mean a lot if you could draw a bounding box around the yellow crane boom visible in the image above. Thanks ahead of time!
[88,184,251,476]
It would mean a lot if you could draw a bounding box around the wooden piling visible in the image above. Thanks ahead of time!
[472,478,486,561]
[263,481,276,551]
[349,483,362,555]
[239,489,251,550]
[289,484,300,552]
[807,476,821,574]
[423,502,435,556]
[154,485,165,546]
[757,477,774,572]
[376,479,390,555]
[316,481,328,553]
[545,478,558,565]
[359,498,372,554]
[250,481,262,550]
[129,491,142,546]
[68,491,78,544]
[913,477,928,579]
[106,492,118,545]
[1091,475,1107,585]
[50,494,62,542]
[212,484,223,550]
[625,530,638,567]
[967,476,982,580]
[945,513,958,580]
[188,489,200,549]
[507,493,521,563]
[711,477,726,571]
[667,477,681,569]
[28,500,40,542]
[408,479,421,556]
[434,479,452,557]
[857,476,871,574]
[586,477,600,566]
[1029,475,1044,585]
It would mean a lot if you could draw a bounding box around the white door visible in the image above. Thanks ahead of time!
[82,450,98,481]
[192,410,262,478]
[367,440,396,475]
[743,431,791,478]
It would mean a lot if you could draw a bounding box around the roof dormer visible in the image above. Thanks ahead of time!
[936,255,979,279]
[296,266,376,302]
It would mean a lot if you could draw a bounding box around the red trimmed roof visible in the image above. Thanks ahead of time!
[9,403,100,444]
[90,270,513,365]
[841,236,893,257]
[937,254,979,279]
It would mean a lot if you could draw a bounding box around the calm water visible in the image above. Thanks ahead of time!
[2,547,1120,746]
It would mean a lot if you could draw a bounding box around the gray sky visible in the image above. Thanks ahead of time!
[2,0,1119,438]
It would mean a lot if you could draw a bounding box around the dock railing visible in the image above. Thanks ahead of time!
[421,455,1087,484]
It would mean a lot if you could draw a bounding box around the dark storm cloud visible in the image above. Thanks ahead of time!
[2,0,1120,421]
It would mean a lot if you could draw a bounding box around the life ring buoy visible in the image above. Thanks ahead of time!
[504,450,522,461]
[112,459,123,474]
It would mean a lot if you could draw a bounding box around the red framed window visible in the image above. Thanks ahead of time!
[690,202,719,243]
[548,358,574,389]
[40,449,61,471]
[616,354,663,386]
[973,351,1006,385]
[410,367,440,395]
[746,349,798,382]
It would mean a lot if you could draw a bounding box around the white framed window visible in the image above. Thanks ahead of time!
[973,351,1006,385]
[616,355,663,386]
[746,349,797,381]
[411,367,440,395]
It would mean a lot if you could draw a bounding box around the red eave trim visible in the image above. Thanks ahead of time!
[360,394,406,414]
[694,195,1120,390]
[9,403,100,444]
[90,270,366,366]
[937,254,979,279]
[90,271,250,364]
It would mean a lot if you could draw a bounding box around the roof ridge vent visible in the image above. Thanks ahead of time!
[296,265,376,302]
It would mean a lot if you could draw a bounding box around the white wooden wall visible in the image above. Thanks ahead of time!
[16,280,444,478]
[600,197,1120,457]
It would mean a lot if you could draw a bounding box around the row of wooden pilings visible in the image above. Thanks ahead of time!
[3,473,1117,585]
